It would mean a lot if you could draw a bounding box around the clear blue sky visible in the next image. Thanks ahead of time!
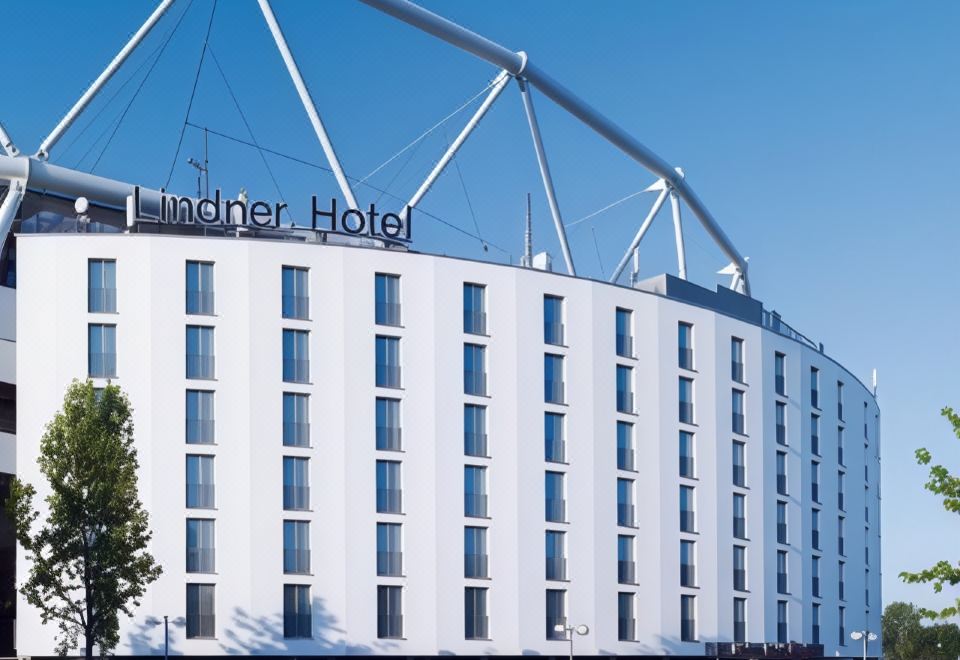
[4,0,959,615]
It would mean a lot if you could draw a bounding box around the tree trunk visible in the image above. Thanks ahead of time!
[85,634,94,660]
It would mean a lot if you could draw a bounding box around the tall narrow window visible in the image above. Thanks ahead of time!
[811,413,821,456]
[838,606,845,645]
[545,589,566,639]
[186,455,214,509]
[464,465,488,518]
[377,585,403,639]
[839,560,846,600]
[776,451,788,495]
[283,456,309,511]
[282,329,310,383]
[376,397,401,451]
[617,421,634,471]
[464,404,487,457]
[544,353,565,404]
[776,500,788,544]
[465,587,489,640]
[838,471,845,511]
[812,461,821,503]
[777,600,788,643]
[88,259,116,313]
[282,266,309,320]
[680,540,696,587]
[617,534,634,584]
[463,343,487,396]
[812,555,821,597]
[678,322,694,370]
[679,431,695,478]
[186,261,214,315]
[679,377,694,424]
[618,593,635,641]
[376,460,402,514]
[283,520,310,574]
[680,595,696,642]
[812,508,821,550]
[88,323,117,378]
[732,389,745,434]
[186,584,215,639]
[375,273,401,326]
[615,308,632,358]
[375,335,401,388]
[617,478,635,527]
[777,550,788,594]
[810,367,820,409]
[376,522,402,576]
[838,426,845,466]
[465,526,489,578]
[545,471,566,523]
[616,365,634,413]
[732,440,746,487]
[544,412,565,463]
[837,381,845,421]
[775,401,787,445]
[774,352,786,396]
[733,597,746,643]
[463,283,486,335]
[680,485,695,533]
[186,519,215,573]
[733,493,746,539]
[731,337,745,383]
[733,545,746,591]
[284,584,312,639]
[185,325,214,379]
[283,392,310,447]
[543,295,564,345]
[186,390,214,444]
[546,530,566,580]
[812,603,820,644]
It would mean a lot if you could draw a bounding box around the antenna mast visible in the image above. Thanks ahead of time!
[521,193,532,267]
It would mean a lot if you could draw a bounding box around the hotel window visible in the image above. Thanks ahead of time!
[376,460,402,514]
[838,471,845,511]
[838,606,846,645]
[616,365,633,413]
[186,390,214,444]
[731,337,745,383]
[810,367,820,409]
[464,465,488,518]
[680,540,696,587]
[839,560,846,600]
[617,478,635,527]
[838,516,846,556]
[678,322,694,370]
[375,335,401,388]
[545,471,566,523]
[733,493,746,539]
[546,589,567,639]
[0,383,13,435]
[185,261,214,315]
[774,352,786,396]
[283,584,311,639]
[732,389,745,434]
[375,273,401,326]
[837,381,845,421]
[866,568,870,606]
[465,587,489,640]
[88,323,117,378]
[463,283,486,335]
[186,519,215,573]
[283,393,310,447]
[543,295,564,345]
[283,520,310,574]
[377,585,403,639]
[776,501,787,544]
[812,461,821,503]
[679,431,695,478]
[838,426,845,466]
[812,508,821,550]
[376,522,402,576]
[733,545,746,591]
[812,555,821,597]
[812,603,820,644]
[88,259,116,313]
[464,404,487,457]
[185,325,214,380]
[546,530,566,580]
[282,456,309,511]
[776,451,787,495]
[281,266,309,320]
[282,329,310,383]
[775,401,787,445]
[864,401,869,442]
[376,397,401,451]
[617,421,634,471]
[185,454,214,509]
[679,377,694,424]
[732,440,746,487]
[463,343,487,396]
[680,595,696,642]
[617,534,635,584]
[733,597,746,643]
[465,526,489,578]
[811,413,821,456]
[680,485,695,533]
[186,583,215,639]
[615,308,633,357]
[777,600,787,643]
[776,550,788,594]
[618,593,635,641]
[544,354,565,404]
[545,412,565,463]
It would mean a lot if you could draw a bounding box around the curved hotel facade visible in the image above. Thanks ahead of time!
[5,206,881,656]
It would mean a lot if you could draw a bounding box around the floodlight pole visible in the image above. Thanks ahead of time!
[258,0,359,210]
[609,184,669,283]
[36,0,176,160]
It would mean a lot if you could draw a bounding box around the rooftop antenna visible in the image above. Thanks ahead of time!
[521,193,533,267]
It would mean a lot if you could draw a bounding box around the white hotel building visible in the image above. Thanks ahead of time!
[0,191,881,657]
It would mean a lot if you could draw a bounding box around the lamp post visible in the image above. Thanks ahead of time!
[554,623,589,660]
[146,615,169,660]
[850,630,877,660]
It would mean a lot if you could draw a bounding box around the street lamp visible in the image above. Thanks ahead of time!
[554,623,589,660]
[850,630,877,660]
[146,615,169,660]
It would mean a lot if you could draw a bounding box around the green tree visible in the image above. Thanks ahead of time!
[882,601,924,660]
[900,406,960,619]
[5,380,161,658]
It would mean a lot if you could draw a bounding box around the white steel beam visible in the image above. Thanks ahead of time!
[258,0,359,210]
[0,122,19,157]
[402,69,510,222]
[517,79,575,276]
[36,0,175,160]
[0,176,27,250]
[609,184,669,283]
[670,189,687,280]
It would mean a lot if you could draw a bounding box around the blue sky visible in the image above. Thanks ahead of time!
[4,0,960,614]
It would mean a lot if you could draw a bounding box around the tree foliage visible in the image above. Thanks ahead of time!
[5,380,161,657]
[883,601,960,659]
[899,406,960,619]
